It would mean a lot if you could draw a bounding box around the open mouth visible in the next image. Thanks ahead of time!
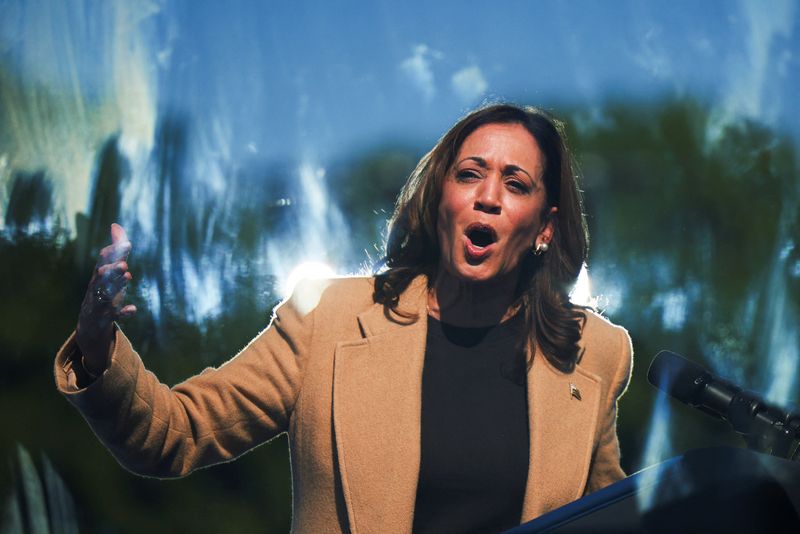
[465,223,497,248]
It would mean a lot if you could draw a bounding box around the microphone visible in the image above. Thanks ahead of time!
[648,350,800,458]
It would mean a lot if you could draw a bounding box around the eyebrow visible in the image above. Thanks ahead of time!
[457,157,535,181]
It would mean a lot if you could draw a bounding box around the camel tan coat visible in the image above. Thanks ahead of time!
[55,275,633,533]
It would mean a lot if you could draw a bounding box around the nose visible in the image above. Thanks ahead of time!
[474,175,501,214]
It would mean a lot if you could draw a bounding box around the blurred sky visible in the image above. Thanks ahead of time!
[1,0,798,293]
[1,0,797,167]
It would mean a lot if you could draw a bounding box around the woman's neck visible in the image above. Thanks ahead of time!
[427,268,521,327]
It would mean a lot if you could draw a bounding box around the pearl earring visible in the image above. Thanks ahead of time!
[534,242,549,255]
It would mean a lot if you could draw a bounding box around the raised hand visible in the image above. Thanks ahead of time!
[76,223,137,375]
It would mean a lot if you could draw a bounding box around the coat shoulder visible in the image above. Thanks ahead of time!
[578,309,633,391]
[288,275,376,317]
[581,309,629,348]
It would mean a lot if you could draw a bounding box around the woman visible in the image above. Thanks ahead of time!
[56,103,632,533]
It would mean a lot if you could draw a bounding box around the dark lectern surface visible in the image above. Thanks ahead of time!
[506,447,800,533]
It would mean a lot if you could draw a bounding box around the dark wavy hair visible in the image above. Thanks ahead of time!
[374,103,588,372]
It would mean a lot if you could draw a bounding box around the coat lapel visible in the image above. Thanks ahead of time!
[521,350,601,521]
[332,274,602,531]
[333,276,429,534]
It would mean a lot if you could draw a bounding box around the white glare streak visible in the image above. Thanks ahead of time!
[0,0,159,234]
[707,0,796,143]
[139,276,161,323]
[636,389,673,512]
[267,162,351,294]
[111,0,158,156]
[118,147,157,246]
[657,289,688,331]
[299,163,329,246]
[762,238,799,405]
[282,261,336,299]
[181,253,222,324]
[569,264,595,307]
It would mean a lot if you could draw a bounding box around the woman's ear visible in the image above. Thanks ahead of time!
[536,206,558,246]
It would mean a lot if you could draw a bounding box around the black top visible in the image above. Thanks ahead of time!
[412,313,530,534]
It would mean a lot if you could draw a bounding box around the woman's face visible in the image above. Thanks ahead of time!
[436,122,555,284]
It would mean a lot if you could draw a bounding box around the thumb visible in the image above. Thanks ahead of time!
[110,223,128,245]
[108,223,131,263]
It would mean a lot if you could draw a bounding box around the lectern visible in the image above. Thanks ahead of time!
[508,447,800,533]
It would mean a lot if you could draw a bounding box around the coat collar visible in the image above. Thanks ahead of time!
[332,275,601,533]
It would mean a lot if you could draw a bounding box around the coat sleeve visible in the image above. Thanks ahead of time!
[585,326,633,494]
[54,288,316,479]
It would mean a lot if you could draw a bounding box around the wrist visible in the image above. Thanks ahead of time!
[76,326,115,375]
[80,355,101,379]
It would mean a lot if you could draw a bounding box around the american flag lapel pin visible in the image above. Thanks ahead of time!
[570,383,582,401]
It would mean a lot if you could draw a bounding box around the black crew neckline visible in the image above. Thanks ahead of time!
[426,312,524,347]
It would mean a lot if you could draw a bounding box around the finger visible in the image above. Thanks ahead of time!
[111,223,128,244]
[97,261,129,278]
[111,285,127,309]
[109,240,132,264]
[104,223,132,265]
[100,271,130,299]
[97,240,132,266]
[91,269,130,309]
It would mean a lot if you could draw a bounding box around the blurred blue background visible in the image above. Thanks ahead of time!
[1,0,798,531]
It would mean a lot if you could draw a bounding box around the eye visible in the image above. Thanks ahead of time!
[506,179,530,194]
[456,169,481,182]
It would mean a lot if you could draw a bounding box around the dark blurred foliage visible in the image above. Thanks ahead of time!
[3,171,55,238]
[74,137,127,275]
[563,100,799,466]
[328,146,422,267]
[0,98,798,532]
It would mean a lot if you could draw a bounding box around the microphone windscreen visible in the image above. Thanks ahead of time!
[648,350,708,403]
